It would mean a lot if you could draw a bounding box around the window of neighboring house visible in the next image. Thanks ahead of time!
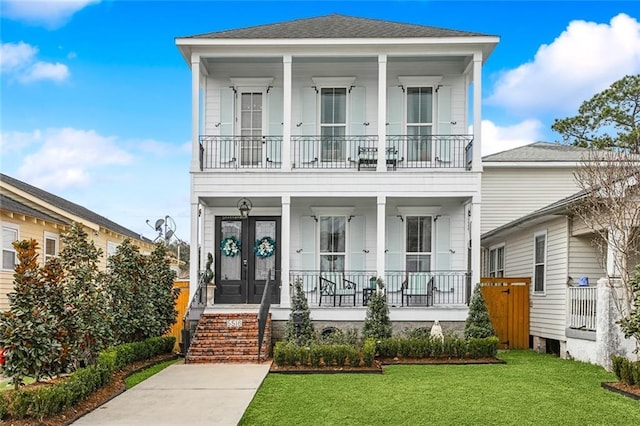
[2,224,19,270]
[319,216,346,272]
[320,87,347,162]
[106,241,119,258]
[533,232,547,293]
[406,87,433,162]
[489,245,505,277]
[44,232,59,263]
[406,216,432,272]
[239,92,263,166]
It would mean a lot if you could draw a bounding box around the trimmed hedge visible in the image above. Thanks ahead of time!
[612,356,640,387]
[0,336,175,421]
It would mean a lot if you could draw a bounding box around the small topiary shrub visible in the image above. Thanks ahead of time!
[464,284,496,339]
[362,279,392,339]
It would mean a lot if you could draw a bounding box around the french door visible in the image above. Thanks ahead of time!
[215,216,280,304]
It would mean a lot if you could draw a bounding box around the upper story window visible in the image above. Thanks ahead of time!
[319,216,346,272]
[239,92,263,166]
[44,232,59,263]
[2,224,18,271]
[533,231,547,293]
[320,88,347,162]
[489,245,505,278]
[406,216,432,272]
[406,87,433,162]
[107,241,119,258]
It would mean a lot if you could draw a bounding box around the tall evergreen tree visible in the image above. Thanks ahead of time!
[464,284,496,339]
[146,242,178,337]
[284,279,314,345]
[363,278,392,339]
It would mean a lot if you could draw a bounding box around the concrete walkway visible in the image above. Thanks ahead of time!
[71,362,271,426]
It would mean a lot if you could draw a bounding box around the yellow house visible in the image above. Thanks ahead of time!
[0,173,155,311]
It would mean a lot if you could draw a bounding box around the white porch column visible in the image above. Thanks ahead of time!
[280,195,291,307]
[377,195,386,279]
[377,54,387,172]
[191,55,201,172]
[471,196,481,290]
[472,52,483,173]
[282,55,292,171]
[189,200,200,299]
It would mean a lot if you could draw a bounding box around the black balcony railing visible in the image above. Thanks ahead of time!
[386,135,473,169]
[199,135,283,170]
[291,135,379,169]
[289,270,470,307]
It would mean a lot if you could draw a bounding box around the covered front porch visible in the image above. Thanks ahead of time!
[190,193,480,311]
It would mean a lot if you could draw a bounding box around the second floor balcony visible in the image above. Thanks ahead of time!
[199,134,473,171]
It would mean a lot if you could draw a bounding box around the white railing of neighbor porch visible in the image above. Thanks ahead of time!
[568,286,597,331]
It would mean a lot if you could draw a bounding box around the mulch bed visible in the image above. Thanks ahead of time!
[601,382,640,401]
[2,353,179,426]
[269,357,504,374]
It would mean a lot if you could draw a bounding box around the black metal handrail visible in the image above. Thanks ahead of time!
[199,135,283,170]
[257,269,272,363]
[291,135,379,169]
[180,271,208,355]
[386,135,473,169]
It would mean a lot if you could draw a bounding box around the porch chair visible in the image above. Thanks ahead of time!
[319,272,357,307]
[402,273,434,307]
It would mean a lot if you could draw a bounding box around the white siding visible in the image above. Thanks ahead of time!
[482,167,580,234]
[567,230,606,286]
[502,216,568,341]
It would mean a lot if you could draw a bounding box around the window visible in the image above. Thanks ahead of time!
[489,245,505,277]
[319,216,346,272]
[406,87,433,162]
[107,241,118,258]
[44,232,59,262]
[533,232,547,293]
[406,216,432,272]
[239,92,263,166]
[2,224,18,270]
[320,88,346,162]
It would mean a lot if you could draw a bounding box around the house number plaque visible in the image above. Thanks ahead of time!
[226,319,243,328]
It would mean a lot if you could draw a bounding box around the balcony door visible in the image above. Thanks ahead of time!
[406,87,433,163]
[320,88,347,162]
[215,216,280,304]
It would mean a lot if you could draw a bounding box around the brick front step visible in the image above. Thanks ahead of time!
[185,312,271,364]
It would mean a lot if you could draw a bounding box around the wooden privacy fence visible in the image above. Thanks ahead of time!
[166,280,190,352]
[480,277,530,349]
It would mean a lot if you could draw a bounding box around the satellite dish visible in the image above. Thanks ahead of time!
[154,219,164,232]
[165,230,174,240]
[165,216,176,233]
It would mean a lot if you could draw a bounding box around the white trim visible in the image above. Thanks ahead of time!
[398,76,442,87]
[310,207,355,216]
[43,231,59,262]
[1,222,19,271]
[106,241,119,258]
[210,207,281,217]
[532,230,547,295]
[397,206,441,216]
[229,77,274,87]
[311,76,356,87]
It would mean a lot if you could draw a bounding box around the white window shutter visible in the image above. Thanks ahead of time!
[219,87,235,163]
[299,216,316,270]
[349,216,366,271]
[435,216,451,271]
[349,86,366,136]
[387,86,404,160]
[299,87,317,163]
[268,87,283,136]
[386,216,404,271]
[437,86,452,162]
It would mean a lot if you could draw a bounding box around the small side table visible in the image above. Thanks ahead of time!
[362,288,376,306]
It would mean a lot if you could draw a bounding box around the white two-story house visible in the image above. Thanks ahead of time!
[176,14,498,333]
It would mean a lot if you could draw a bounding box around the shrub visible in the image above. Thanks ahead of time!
[322,345,336,366]
[334,345,349,367]
[284,279,314,345]
[620,359,635,385]
[363,339,376,367]
[464,284,496,339]
[377,338,399,358]
[310,345,323,367]
[298,346,310,366]
[348,347,360,367]
[273,342,287,366]
[612,356,624,380]
[362,279,392,339]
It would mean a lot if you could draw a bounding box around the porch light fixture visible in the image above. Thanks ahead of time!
[237,198,252,218]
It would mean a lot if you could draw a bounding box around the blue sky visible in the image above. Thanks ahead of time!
[1,0,639,242]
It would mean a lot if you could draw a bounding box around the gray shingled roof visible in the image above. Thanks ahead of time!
[0,174,151,243]
[482,142,592,162]
[185,14,494,39]
[0,194,66,225]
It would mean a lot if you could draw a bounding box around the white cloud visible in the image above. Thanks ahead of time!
[488,13,640,115]
[0,129,43,155]
[2,0,101,29]
[0,41,69,84]
[15,128,133,189]
[481,119,545,156]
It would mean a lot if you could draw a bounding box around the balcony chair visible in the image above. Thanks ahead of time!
[402,273,434,307]
[319,272,357,307]
[357,146,399,170]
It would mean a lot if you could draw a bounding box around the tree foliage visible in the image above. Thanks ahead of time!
[464,284,495,339]
[552,74,640,153]
[620,263,640,345]
[284,279,314,345]
[146,242,179,337]
[363,278,392,339]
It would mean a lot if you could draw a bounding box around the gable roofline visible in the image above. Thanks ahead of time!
[482,141,594,164]
[0,174,152,244]
[1,194,67,226]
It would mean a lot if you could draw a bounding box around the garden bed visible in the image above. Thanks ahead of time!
[379,356,505,365]
[270,361,383,374]
[601,382,640,401]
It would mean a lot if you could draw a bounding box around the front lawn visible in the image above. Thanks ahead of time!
[240,350,640,425]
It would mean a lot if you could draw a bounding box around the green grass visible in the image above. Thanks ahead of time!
[124,358,180,389]
[0,376,35,391]
[240,350,640,425]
